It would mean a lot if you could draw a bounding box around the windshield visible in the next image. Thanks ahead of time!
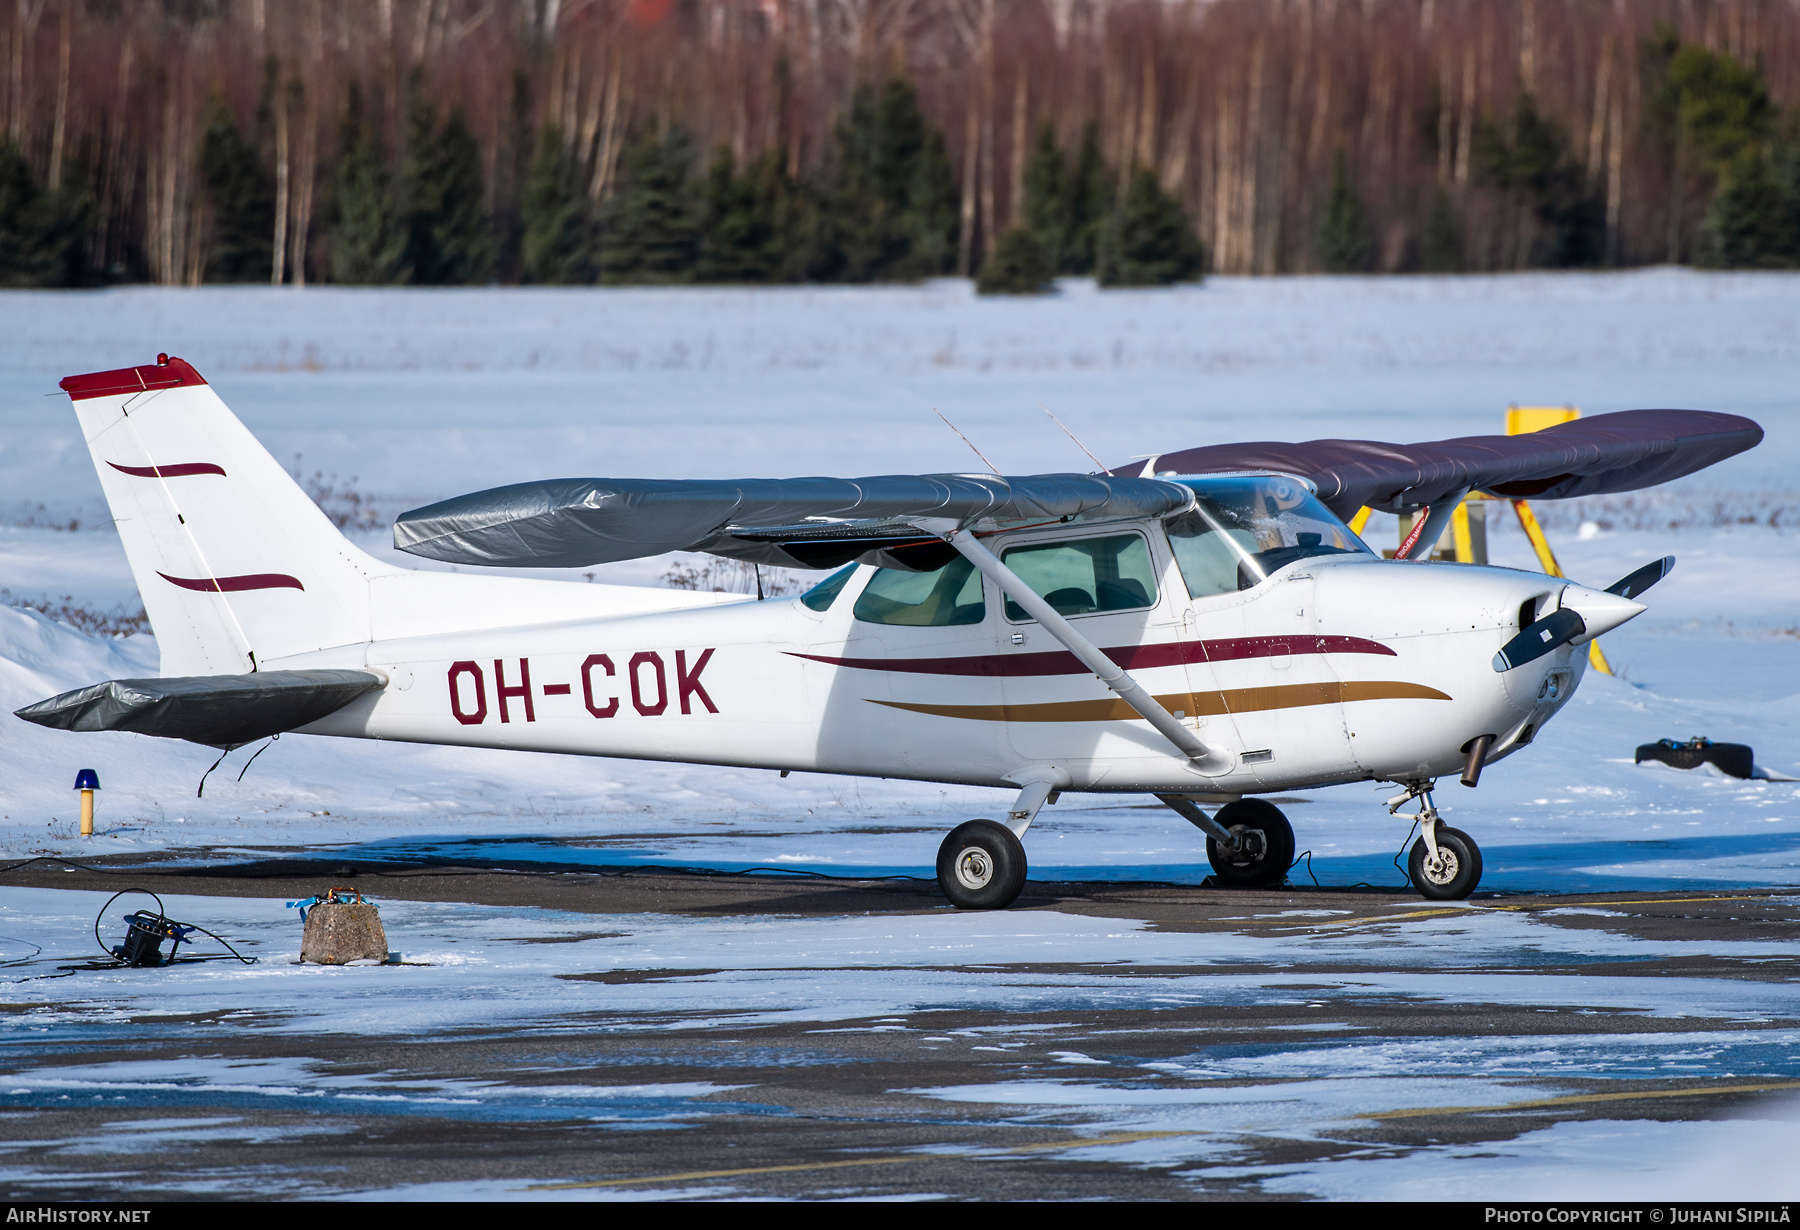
[1166,475,1370,597]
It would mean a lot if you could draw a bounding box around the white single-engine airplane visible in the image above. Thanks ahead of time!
[19,356,1762,906]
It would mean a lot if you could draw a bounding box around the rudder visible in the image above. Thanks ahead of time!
[64,355,395,676]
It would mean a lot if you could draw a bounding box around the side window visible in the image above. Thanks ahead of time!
[1000,533,1157,621]
[800,564,857,612]
[853,556,986,626]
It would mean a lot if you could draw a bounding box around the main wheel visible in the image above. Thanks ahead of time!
[1408,826,1483,900]
[937,820,1027,909]
[1204,799,1295,887]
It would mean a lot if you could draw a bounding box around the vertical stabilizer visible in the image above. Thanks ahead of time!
[63,355,396,676]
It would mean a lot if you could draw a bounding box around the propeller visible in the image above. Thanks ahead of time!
[1491,557,1674,673]
[1493,607,1586,672]
[1605,555,1675,601]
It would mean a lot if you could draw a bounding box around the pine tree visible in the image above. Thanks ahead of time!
[492,72,534,284]
[904,126,959,278]
[1698,150,1798,267]
[976,225,1055,294]
[1472,97,1602,268]
[1063,123,1110,274]
[1315,152,1377,272]
[0,142,55,286]
[402,88,493,285]
[520,125,593,284]
[199,94,276,282]
[696,148,796,283]
[597,128,702,283]
[1420,187,1462,272]
[813,76,957,282]
[1096,167,1204,287]
[1019,124,1067,269]
[1666,45,1776,170]
[328,83,408,285]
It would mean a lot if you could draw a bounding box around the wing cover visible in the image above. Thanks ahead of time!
[392,473,1193,570]
[1138,409,1763,519]
[14,669,384,749]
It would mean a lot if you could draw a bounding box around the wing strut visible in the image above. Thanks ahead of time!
[922,520,1232,775]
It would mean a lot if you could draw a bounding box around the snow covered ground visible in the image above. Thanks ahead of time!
[2,884,1798,1198]
[0,270,1794,887]
[0,272,1797,1198]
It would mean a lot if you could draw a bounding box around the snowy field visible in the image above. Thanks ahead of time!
[0,270,1794,886]
[0,271,1797,1199]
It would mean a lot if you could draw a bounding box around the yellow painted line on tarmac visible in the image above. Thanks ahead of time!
[1487,893,1796,911]
[1209,890,1798,935]
[525,1128,1200,1191]
[528,1081,1800,1190]
[1363,1081,1800,1121]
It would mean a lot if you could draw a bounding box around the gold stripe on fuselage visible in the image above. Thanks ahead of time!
[871,680,1450,723]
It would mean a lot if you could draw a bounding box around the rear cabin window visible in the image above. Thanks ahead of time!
[800,564,857,611]
[853,556,986,626]
[999,533,1157,621]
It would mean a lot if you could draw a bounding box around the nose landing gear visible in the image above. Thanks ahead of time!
[1388,781,1484,899]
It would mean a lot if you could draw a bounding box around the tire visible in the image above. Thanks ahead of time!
[1407,826,1484,900]
[937,820,1028,910]
[1204,799,1295,887]
[1635,740,1754,780]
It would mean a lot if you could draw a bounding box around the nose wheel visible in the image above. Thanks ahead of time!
[1389,782,1484,900]
[1408,826,1483,900]
[937,819,1027,909]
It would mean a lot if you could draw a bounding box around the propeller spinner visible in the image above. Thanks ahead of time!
[1492,556,1673,672]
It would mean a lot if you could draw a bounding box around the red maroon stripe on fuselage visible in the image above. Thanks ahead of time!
[788,635,1393,677]
[108,461,227,479]
[157,571,304,593]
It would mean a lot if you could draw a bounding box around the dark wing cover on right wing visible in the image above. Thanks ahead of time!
[1138,409,1763,519]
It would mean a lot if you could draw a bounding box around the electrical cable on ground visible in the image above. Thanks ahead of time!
[61,887,259,971]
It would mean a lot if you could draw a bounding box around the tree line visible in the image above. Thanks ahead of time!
[3,1,1800,291]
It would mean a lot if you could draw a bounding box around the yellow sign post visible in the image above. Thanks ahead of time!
[1505,406,1613,676]
[1344,404,1612,676]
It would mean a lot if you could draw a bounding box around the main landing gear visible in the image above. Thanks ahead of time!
[937,820,1028,909]
[1388,781,1484,900]
[936,777,1057,909]
[1157,794,1296,887]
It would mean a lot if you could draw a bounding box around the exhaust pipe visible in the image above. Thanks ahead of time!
[1461,733,1495,788]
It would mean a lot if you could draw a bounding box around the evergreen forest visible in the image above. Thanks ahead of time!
[2,1,1799,292]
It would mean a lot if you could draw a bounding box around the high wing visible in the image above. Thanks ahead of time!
[1133,408,1763,519]
[393,473,1194,570]
[391,408,1759,571]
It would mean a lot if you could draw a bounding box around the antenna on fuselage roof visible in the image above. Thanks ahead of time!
[935,409,1002,475]
[1039,404,1109,474]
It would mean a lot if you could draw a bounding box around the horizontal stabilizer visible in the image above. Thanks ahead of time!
[14,669,384,749]
[1137,410,1762,519]
[393,474,1193,570]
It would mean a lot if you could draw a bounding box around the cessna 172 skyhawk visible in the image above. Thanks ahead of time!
[19,356,1762,906]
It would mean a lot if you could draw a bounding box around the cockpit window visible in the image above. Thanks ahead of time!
[999,533,1158,621]
[1166,475,1371,597]
[854,556,986,626]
